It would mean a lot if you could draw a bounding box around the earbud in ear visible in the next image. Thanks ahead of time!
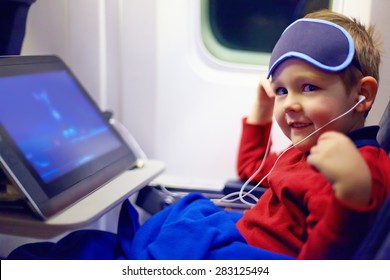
[358,95,366,103]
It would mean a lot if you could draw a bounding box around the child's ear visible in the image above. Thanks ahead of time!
[356,76,378,113]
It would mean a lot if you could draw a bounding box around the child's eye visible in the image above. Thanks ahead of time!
[275,87,288,95]
[303,84,318,92]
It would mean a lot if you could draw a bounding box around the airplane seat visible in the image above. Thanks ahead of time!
[0,0,36,55]
[354,196,390,259]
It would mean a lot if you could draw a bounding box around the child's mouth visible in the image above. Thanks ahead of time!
[289,122,313,129]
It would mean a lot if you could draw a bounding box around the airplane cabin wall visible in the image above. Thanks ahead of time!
[21,0,390,188]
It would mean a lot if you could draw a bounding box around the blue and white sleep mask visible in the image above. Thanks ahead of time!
[267,18,355,78]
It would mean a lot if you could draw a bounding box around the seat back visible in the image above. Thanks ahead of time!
[354,197,390,259]
[377,101,390,154]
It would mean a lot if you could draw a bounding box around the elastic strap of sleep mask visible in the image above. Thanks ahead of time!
[267,18,355,78]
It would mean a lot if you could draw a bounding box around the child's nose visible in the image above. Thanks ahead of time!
[283,94,302,113]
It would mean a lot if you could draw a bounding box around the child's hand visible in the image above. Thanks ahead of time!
[307,131,371,207]
[247,79,275,124]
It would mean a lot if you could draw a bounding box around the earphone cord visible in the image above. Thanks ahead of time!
[217,99,363,207]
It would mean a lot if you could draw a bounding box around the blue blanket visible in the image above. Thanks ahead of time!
[7,193,290,260]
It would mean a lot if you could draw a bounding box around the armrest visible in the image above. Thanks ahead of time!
[135,179,268,215]
[223,179,267,198]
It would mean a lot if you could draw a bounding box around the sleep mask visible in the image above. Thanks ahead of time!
[267,18,355,78]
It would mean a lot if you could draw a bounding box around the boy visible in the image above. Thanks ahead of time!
[236,10,390,259]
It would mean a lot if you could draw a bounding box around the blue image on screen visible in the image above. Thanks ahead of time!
[0,70,122,183]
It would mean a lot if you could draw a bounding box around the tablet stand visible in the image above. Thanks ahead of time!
[0,171,28,211]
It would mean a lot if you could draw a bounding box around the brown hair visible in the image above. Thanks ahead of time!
[304,9,381,91]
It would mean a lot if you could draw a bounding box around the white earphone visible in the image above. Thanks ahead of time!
[358,95,366,103]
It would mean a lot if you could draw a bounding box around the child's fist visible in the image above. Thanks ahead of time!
[307,131,371,206]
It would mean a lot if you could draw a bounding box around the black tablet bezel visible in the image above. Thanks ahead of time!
[0,55,138,219]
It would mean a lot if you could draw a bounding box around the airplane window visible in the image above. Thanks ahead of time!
[202,0,331,66]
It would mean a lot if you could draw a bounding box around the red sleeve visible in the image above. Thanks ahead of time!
[237,118,278,185]
[298,146,390,259]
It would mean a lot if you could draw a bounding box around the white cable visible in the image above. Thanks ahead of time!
[109,118,148,160]
[219,99,363,207]
[216,133,272,206]
[159,185,183,198]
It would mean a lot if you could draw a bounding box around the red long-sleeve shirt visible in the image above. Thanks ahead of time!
[236,119,390,259]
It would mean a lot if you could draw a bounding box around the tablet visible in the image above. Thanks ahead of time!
[0,55,138,219]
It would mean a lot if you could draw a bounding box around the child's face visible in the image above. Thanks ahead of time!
[271,58,361,152]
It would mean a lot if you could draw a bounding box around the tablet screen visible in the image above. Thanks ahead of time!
[0,56,137,218]
[0,70,124,198]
